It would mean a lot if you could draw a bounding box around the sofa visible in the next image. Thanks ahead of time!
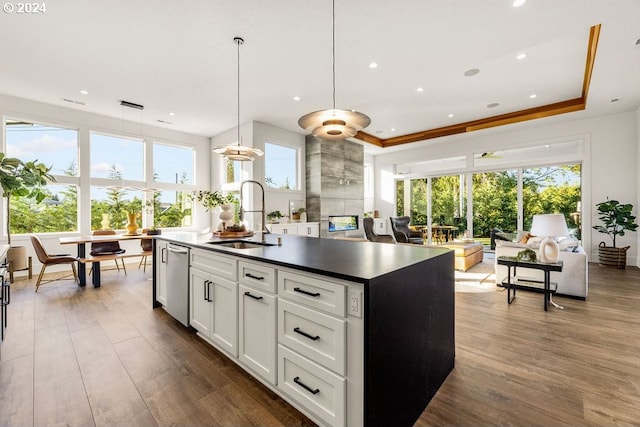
[494,240,588,299]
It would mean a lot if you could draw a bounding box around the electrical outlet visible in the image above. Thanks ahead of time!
[348,289,362,318]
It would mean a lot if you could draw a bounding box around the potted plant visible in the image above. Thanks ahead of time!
[0,153,55,272]
[267,210,284,223]
[592,198,639,269]
[190,190,235,212]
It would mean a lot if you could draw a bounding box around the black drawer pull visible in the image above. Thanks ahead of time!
[244,291,263,301]
[293,376,320,395]
[245,273,265,281]
[293,287,320,297]
[294,327,320,341]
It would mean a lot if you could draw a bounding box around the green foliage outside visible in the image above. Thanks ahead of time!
[397,165,582,240]
[9,162,192,234]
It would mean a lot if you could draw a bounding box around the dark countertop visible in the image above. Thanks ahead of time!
[157,232,450,284]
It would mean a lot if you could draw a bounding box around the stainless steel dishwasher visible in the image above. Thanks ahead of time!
[166,243,190,326]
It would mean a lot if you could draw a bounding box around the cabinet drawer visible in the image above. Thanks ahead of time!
[190,248,237,281]
[239,261,276,293]
[279,299,346,375]
[278,270,346,317]
[278,345,345,427]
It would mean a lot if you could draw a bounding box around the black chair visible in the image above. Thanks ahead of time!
[90,230,127,275]
[363,218,395,243]
[389,216,423,244]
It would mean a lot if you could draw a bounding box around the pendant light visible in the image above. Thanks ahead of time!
[298,0,371,140]
[213,37,264,161]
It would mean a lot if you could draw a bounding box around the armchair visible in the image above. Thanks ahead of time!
[363,218,394,243]
[389,216,423,244]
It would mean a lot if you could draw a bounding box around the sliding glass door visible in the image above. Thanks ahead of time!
[471,170,518,246]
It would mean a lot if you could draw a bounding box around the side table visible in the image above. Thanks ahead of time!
[497,256,563,311]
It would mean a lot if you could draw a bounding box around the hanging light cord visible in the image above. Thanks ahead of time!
[237,37,241,149]
[332,0,336,111]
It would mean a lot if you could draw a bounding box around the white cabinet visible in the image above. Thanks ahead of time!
[372,218,389,235]
[189,249,238,357]
[238,260,278,385]
[155,240,168,306]
[267,222,319,238]
[276,268,362,427]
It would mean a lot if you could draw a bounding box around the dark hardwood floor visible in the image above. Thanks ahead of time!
[1,261,639,426]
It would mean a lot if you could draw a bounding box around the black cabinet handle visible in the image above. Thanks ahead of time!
[204,280,212,302]
[245,273,265,281]
[293,287,320,297]
[161,247,167,263]
[244,291,263,301]
[294,327,320,341]
[203,279,207,301]
[293,376,319,395]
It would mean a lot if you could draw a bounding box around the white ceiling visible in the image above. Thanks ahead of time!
[1,0,639,153]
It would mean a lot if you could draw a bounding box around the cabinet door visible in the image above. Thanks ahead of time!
[297,223,319,237]
[189,267,212,337]
[155,241,168,305]
[239,285,277,384]
[211,276,238,356]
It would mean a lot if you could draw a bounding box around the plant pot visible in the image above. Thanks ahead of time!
[7,245,28,271]
[146,229,161,235]
[598,242,629,269]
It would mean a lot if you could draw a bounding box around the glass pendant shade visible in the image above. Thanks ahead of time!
[298,109,371,140]
[212,36,263,162]
[298,0,370,140]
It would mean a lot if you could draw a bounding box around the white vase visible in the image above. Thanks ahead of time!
[300,212,307,222]
[219,203,233,228]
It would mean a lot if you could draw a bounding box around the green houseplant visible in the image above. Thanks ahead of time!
[592,198,638,268]
[190,190,235,212]
[0,153,55,272]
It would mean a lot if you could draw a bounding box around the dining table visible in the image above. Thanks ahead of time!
[59,233,152,287]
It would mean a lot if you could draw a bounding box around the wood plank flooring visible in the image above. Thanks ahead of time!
[1,261,640,426]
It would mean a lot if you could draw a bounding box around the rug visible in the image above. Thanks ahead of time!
[454,258,498,293]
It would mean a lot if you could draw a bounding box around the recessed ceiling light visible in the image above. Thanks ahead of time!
[464,68,480,77]
[369,62,378,69]
[529,94,537,99]
[390,128,396,132]
[611,98,621,103]
[513,0,526,7]
[375,130,384,134]
[168,112,175,116]
[417,87,424,92]
[517,53,527,60]
[448,113,454,118]
[293,96,300,101]
[486,102,500,108]
[79,90,88,95]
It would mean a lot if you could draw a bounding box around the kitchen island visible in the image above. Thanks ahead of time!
[152,232,454,427]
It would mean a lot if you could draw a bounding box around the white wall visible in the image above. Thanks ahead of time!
[0,94,210,274]
[373,110,639,265]
[210,121,305,231]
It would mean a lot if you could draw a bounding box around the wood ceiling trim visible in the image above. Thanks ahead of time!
[354,24,601,149]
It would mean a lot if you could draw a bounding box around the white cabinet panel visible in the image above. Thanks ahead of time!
[239,285,277,384]
[278,270,346,317]
[155,240,168,305]
[239,261,277,294]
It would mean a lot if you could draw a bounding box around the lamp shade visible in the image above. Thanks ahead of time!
[530,214,569,237]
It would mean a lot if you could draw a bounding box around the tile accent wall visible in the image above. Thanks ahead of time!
[306,135,364,238]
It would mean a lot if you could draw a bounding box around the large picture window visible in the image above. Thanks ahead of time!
[5,119,80,233]
[265,142,298,190]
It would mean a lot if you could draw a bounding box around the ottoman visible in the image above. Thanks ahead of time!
[440,241,484,271]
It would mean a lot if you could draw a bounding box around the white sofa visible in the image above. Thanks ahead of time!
[494,240,588,299]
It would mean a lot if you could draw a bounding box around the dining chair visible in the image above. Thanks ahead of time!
[90,230,127,275]
[30,235,78,292]
[138,229,153,272]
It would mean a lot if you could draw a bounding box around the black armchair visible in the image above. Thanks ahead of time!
[363,218,395,244]
[389,216,424,244]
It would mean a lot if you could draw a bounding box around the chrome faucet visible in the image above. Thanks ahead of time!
[239,180,269,241]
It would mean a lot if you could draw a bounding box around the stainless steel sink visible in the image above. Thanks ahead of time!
[207,240,276,249]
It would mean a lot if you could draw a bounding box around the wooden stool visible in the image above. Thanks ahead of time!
[9,256,33,283]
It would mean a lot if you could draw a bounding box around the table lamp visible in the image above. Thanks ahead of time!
[530,214,569,263]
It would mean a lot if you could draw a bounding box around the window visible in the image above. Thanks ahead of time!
[153,143,193,184]
[91,186,142,231]
[90,132,144,181]
[265,142,298,190]
[5,119,80,233]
